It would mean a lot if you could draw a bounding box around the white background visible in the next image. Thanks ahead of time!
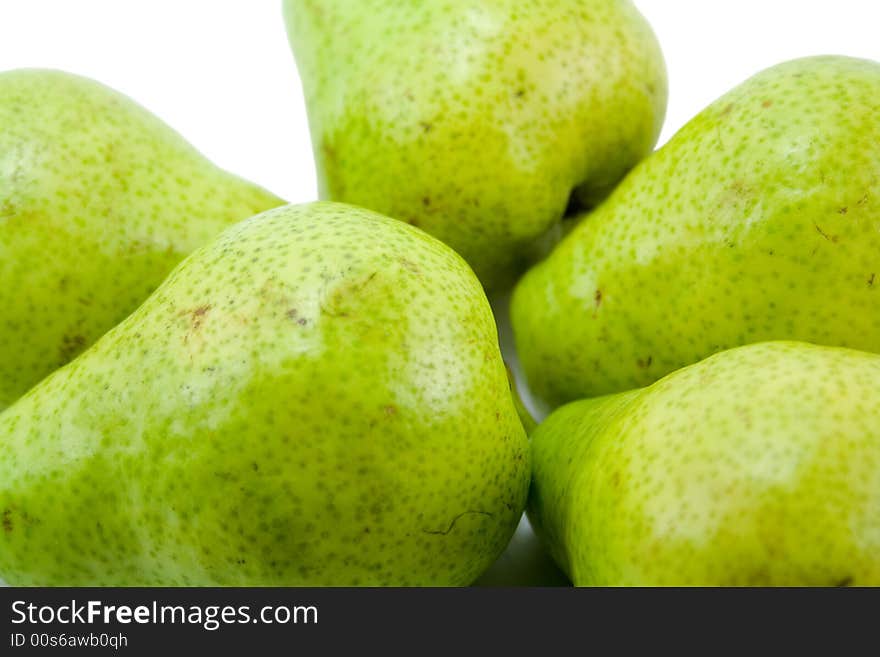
[1,1,878,585]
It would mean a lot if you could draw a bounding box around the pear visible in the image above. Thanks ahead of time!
[0,202,530,586]
[529,341,880,586]
[283,0,667,290]
[0,69,284,409]
[512,55,880,408]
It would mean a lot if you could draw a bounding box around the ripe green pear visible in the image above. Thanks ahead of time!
[0,69,284,409]
[0,202,530,586]
[283,0,667,290]
[512,56,880,408]
[529,341,880,586]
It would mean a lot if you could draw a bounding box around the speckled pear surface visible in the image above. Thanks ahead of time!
[529,341,880,586]
[0,202,530,586]
[0,69,284,409]
[512,56,880,408]
[283,0,667,290]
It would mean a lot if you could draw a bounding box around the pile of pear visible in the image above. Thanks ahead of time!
[1,0,880,587]
[0,65,534,585]
[519,55,880,585]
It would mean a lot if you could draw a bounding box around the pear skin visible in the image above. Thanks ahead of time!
[0,202,530,586]
[0,69,284,408]
[529,341,880,586]
[283,0,667,290]
[512,56,880,408]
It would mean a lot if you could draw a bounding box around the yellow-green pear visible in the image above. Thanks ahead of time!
[512,56,880,408]
[0,69,284,408]
[283,0,667,290]
[529,341,880,586]
[0,202,530,586]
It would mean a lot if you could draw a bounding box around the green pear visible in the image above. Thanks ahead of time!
[283,0,667,290]
[0,69,284,409]
[0,202,530,586]
[512,55,880,408]
[529,341,880,586]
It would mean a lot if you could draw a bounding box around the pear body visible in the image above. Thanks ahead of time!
[0,202,530,586]
[0,69,283,408]
[528,341,880,586]
[512,56,880,407]
[284,0,667,290]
